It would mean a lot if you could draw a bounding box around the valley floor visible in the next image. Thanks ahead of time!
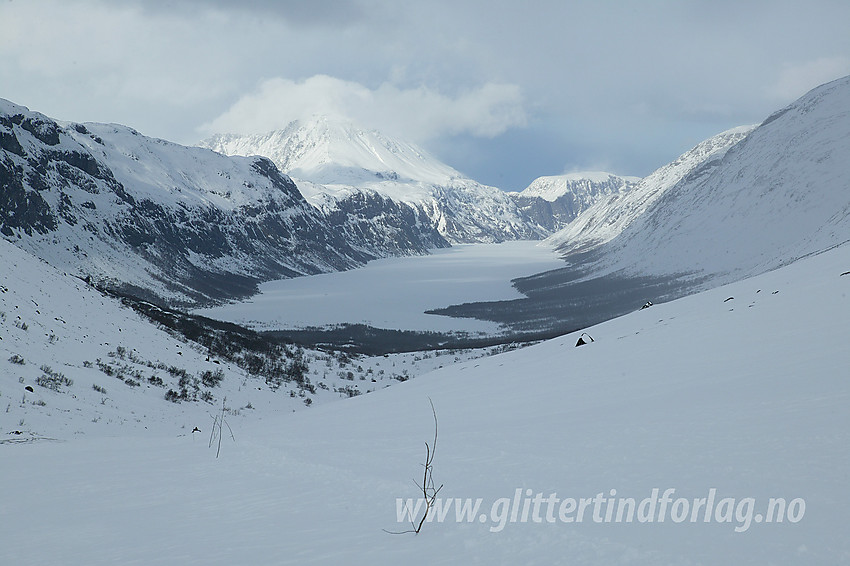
[193,241,565,334]
[2,242,848,565]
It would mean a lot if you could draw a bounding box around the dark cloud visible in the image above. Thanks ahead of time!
[110,0,368,28]
[2,0,850,189]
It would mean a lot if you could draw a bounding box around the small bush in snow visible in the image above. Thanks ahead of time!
[178,374,199,400]
[167,365,189,380]
[95,359,115,377]
[200,368,224,388]
[337,385,361,398]
[8,354,25,365]
[36,366,73,391]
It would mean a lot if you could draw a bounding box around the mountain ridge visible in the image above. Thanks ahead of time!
[590,75,850,283]
[0,99,378,306]
[545,125,757,256]
[510,171,641,232]
[200,118,551,243]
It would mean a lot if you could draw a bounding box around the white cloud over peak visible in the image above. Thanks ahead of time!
[199,75,527,141]
[768,57,850,102]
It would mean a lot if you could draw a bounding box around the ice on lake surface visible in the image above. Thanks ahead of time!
[195,241,565,333]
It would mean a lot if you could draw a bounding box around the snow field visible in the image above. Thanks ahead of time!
[2,242,848,565]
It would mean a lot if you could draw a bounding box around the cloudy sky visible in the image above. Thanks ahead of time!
[2,0,849,190]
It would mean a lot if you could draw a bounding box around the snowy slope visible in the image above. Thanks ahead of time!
[546,126,755,254]
[2,236,848,565]
[201,117,547,243]
[510,171,640,232]
[0,99,371,305]
[590,75,850,284]
[0,238,508,437]
[0,237,265,436]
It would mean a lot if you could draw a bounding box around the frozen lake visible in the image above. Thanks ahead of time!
[195,241,565,333]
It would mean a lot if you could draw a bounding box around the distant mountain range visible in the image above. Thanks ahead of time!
[202,116,556,244]
[509,171,640,232]
[0,102,620,306]
[545,126,756,256]
[4,75,849,317]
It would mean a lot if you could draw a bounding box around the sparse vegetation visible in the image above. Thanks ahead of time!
[385,399,443,535]
[35,365,73,391]
[337,385,361,398]
[200,368,224,388]
[95,358,115,377]
[209,397,235,458]
[99,290,326,397]
[177,374,200,401]
[66,287,529,414]
[8,354,25,365]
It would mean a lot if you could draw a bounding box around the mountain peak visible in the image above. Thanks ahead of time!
[560,170,639,183]
[200,116,462,186]
[517,171,640,202]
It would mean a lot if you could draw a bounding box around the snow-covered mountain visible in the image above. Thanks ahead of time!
[517,171,640,201]
[204,116,461,189]
[545,126,756,255]
[0,99,391,306]
[429,77,850,336]
[201,116,548,243]
[509,171,640,232]
[585,75,850,285]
